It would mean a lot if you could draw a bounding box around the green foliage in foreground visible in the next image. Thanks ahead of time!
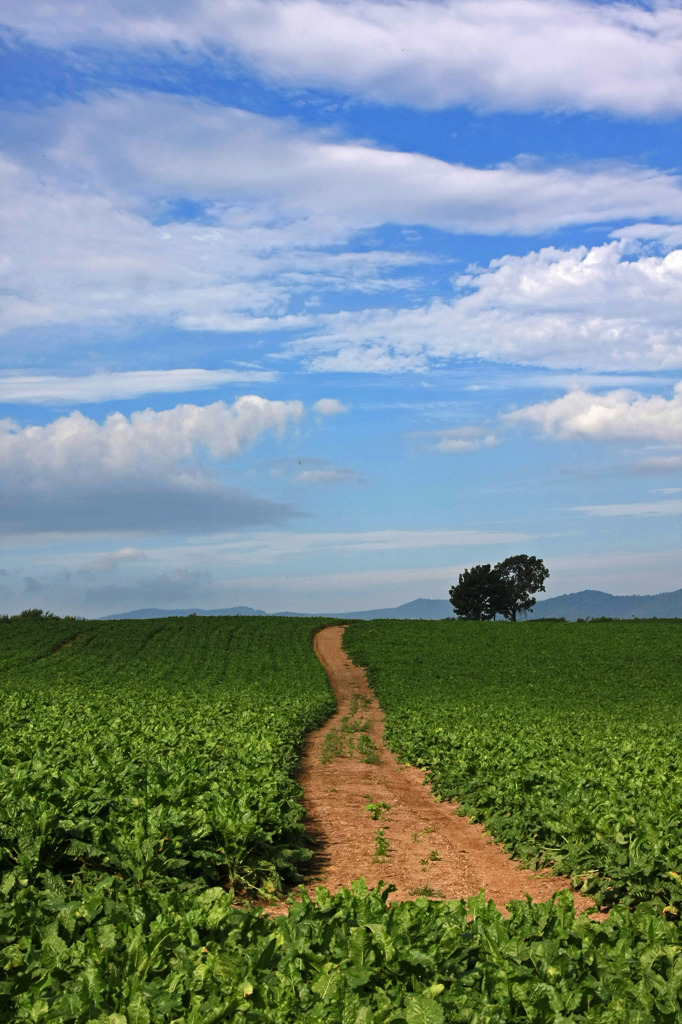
[3,616,682,1021]
[2,877,682,1023]
[343,620,682,913]
[0,616,335,898]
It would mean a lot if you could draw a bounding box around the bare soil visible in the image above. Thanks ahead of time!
[269,624,600,915]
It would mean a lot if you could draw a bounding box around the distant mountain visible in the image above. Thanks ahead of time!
[100,590,682,621]
[101,605,267,620]
[327,598,453,620]
[100,598,452,621]
[531,589,682,620]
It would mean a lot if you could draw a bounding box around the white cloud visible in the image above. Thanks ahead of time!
[296,466,357,484]
[293,242,682,373]
[427,427,499,453]
[505,382,682,443]
[574,498,682,517]
[0,138,419,337]
[407,424,500,453]
[42,93,682,234]
[266,457,362,484]
[0,368,276,404]
[473,372,674,392]
[180,528,531,567]
[0,154,291,336]
[312,398,348,416]
[83,547,147,572]
[0,396,303,533]
[611,222,682,247]
[5,94,682,341]
[0,396,303,487]
[4,0,682,117]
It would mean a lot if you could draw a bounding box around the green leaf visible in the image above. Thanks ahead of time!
[126,998,151,1024]
[312,966,343,1002]
[405,994,445,1024]
[349,927,376,968]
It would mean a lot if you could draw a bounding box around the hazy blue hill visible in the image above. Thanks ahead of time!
[100,590,682,621]
[331,598,452,620]
[101,606,267,619]
[100,599,450,620]
[532,589,682,620]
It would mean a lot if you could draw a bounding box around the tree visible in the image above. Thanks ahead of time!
[448,564,507,621]
[449,555,549,622]
[494,554,550,622]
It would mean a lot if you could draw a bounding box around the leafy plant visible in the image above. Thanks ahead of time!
[409,884,445,897]
[0,615,336,899]
[348,692,370,715]
[340,714,370,733]
[365,801,390,821]
[344,618,682,912]
[355,733,380,764]
[3,878,682,1022]
[320,727,350,763]
[373,829,391,861]
[4,618,682,1019]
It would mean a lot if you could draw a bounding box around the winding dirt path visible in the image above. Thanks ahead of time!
[287,624,598,913]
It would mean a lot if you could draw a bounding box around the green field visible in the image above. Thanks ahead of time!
[0,615,335,899]
[344,619,682,912]
[1,616,682,1022]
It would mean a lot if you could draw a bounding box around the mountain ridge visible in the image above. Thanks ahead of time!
[100,589,682,621]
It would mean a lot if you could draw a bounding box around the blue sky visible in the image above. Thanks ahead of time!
[1,0,681,616]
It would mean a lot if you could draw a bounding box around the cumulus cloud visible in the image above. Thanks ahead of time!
[0,368,276,404]
[292,242,682,373]
[4,94,682,341]
[0,396,303,485]
[505,383,682,443]
[0,141,419,337]
[426,427,499,453]
[4,0,682,117]
[41,93,682,233]
[0,396,303,534]
[312,398,348,416]
[611,222,682,247]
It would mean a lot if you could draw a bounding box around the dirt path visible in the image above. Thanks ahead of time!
[285,624,599,913]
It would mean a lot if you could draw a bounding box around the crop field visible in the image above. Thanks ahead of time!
[2,615,682,1022]
[0,615,337,901]
[344,619,682,913]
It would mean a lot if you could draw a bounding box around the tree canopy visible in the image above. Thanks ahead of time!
[448,564,507,621]
[449,555,549,622]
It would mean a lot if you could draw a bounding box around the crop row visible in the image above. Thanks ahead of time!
[343,619,682,913]
[3,875,681,1023]
[2,616,682,1020]
[0,616,335,898]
